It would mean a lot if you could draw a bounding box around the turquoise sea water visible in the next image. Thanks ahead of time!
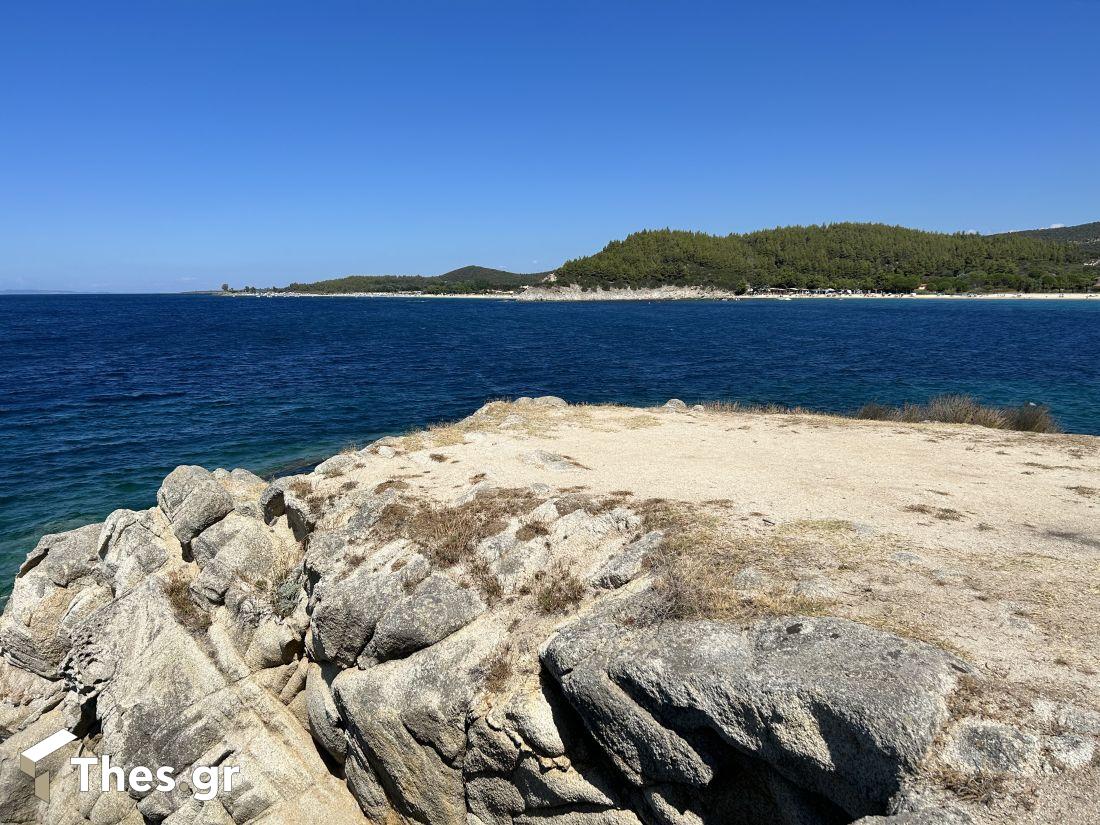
[2,294,1099,600]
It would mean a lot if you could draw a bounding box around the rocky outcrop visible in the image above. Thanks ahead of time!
[157,465,234,548]
[541,604,969,823]
[1,428,1089,824]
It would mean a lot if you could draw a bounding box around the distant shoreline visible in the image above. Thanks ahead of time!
[228,288,1100,302]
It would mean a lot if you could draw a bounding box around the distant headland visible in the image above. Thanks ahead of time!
[218,220,1100,300]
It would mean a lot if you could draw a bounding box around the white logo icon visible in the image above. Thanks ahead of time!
[20,729,77,802]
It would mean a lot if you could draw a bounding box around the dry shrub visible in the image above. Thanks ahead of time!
[259,554,301,617]
[947,673,984,719]
[856,395,1060,433]
[466,555,504,604]
[554,494,621,518]
[429,453,447,463]
[286,478,312,497]
[704,400,821,419]
[516,522,550,541]
[1067,485,1097,498]
[1005,404,1060,433]
[375,488,540,567]
[483,645,513,693]
[854,401,896,421]
[534,563,586,614]
[163,570,211,633]
[929,766,1008,806]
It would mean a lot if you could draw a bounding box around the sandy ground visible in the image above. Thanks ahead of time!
[313,400,1099,823]
[343,401,1100,679]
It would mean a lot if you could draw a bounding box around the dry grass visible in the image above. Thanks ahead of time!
[483,645,513,693]
[374,487,542,567]
[779,518,856,533]
[286,477,312,497]
[515,522,550,541]
[905,504,965,521]
[466,555,504,604]
[621,414,662,430]
[929,766,1009,806]
[398,399,668,452]
[374,479,410,494]
[704,400,827,420]
[163,570,211,633]
[640,503,833,624]
[857,614,967,658]
[533,563,586,614]
[1067,485,1097,498]
[553,493,627,518]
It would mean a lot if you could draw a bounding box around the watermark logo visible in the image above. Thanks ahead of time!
[20,730,239,802]
[19,729,77,801]
[71,754,239,800]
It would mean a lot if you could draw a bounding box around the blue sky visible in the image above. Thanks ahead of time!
[1,1,1097,292]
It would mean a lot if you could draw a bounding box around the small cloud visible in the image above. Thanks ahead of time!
[179,276,196,282]
[1048,223,1065,229]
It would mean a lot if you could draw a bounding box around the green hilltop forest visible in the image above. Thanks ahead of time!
[276,265,545,295]
[555,223,1094,294]
[994,221,1100,259]
[260,222,1097,295]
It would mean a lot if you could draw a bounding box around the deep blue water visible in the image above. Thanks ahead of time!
[2,294,1099,597]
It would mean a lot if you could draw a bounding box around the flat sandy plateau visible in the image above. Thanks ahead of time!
[325,400,1099,823]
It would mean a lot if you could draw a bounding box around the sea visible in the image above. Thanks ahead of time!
[2,294,1099,600]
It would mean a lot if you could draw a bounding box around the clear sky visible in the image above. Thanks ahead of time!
[1,1,1097,293]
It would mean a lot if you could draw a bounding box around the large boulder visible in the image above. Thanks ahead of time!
[0,524,111,678]
[465,678,640,825]
[305,662,347,763]
[307,540,429,668]
[98,507,181,595]
[213,467,268,520]
[590,531,662,590]
[157,465,234,547]
[190,511,297,608]
[363,571,485,663]
[17,523,102,587]
[62,572,363,824]
[333,614,509,824]
[542,604,970,822]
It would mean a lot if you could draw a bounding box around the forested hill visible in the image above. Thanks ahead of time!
[995,221,1100,259]
[555,223,1093,294]
[278,265,545,295]
[436,266,549,287]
